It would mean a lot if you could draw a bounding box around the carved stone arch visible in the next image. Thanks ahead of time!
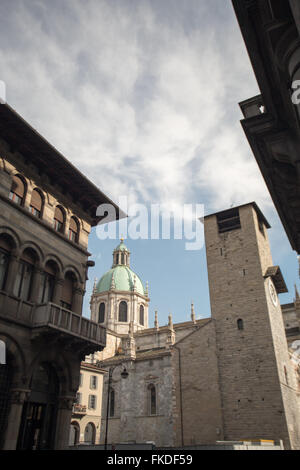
[27,348,72,396]
[10,171,28,193]
[20,241,44,265]
[0,226,20,251]
[42,254,64,275]
[0,332,26,385]
[63,266,82,285]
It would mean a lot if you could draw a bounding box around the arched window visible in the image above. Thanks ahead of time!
[39,261,57,304]
[139,305,144,326]
[9,175,25,205]
[61,271,75,310]
[121,253,125,265]
[69,217,79,243]
[14,248,37,301]
[84,423,95,444]
[148,384,156,416]
[0,235,12,291]
[118,301,127,322]
[237,319,244,331]
[109,388,115,417]
[98,303,105,323]
[53,206,65,233]
[29,189,43,218]
[69,422,80,446]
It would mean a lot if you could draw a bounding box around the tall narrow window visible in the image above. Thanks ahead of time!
[90,376,97,390]
[139,305,144,326]
[237,319,244,331]
[88,395,97,409]
[148,384,156,416]
[69,217,79,243]
[14,249,36,301]
[118,301,127,322]
[9,175,25,206]
[76,392,82,404]
[39,261,56,303]
[98,302,105,323]
[29,189,43,218]
[284,366,289,386]
[0,236,11,291]
[53,206,65,233]
[109,388,115,417]
[121,253,125,265]
[61,272,75,310]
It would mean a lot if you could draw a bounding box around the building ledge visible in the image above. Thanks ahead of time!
[264,266,288,294]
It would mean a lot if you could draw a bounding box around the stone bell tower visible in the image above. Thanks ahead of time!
[205,202,300,449]
[90,240,150,335]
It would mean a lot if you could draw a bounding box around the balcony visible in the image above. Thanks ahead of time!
[0,290,106,355]
[72,404,87,415]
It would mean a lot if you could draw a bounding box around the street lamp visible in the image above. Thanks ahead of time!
[104,364,129,450]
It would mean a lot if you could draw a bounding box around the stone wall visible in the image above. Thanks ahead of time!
[172,320,223,446]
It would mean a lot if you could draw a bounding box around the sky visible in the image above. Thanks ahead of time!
[0,0,299,326]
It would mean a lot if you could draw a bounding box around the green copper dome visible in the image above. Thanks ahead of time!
[96,240,146,296]
[96,265,145,295]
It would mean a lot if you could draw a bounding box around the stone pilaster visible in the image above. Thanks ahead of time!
[3,389,30,450]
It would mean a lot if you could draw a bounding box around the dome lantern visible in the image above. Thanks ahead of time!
[113,238,130,267]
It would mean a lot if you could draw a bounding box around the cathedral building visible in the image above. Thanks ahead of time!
[73,202,300,449]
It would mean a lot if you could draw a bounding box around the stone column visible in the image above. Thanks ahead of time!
[72,286,84,315]
[5,252,20,295]
[52,277,64,306]
[30,266,43,303]
[54,396,75,450]
[3,389,30,450]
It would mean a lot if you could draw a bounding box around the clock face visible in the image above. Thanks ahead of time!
[268,278,278,307]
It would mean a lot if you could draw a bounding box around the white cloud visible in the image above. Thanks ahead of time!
[0,0,269,216]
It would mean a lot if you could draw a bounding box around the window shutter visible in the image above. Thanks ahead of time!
[70,217,78,232]
[61,275,73,305]
[11,175,24,198]
[30,189,42,211]
[54,207,64,223]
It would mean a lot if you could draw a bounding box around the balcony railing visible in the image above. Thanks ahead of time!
[72,404,87,414]
[0,290,106,348]
[33,303,106,346]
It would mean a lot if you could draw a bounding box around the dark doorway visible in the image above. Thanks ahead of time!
[17,363,59,450]
[0,358,12,449]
